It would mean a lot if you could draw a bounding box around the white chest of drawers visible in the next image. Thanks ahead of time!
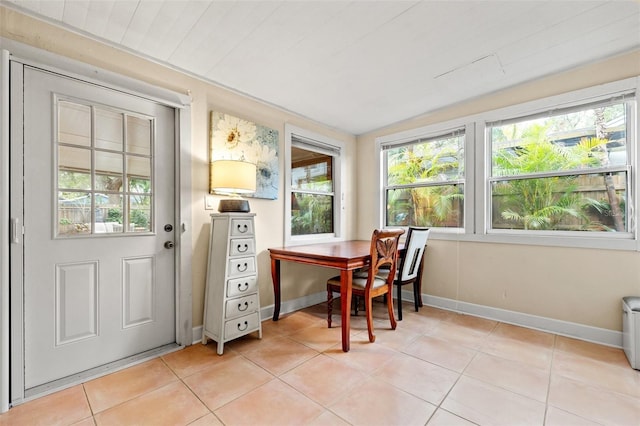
[202,213,262,354]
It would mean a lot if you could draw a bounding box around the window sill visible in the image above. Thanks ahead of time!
[432,230,638,251]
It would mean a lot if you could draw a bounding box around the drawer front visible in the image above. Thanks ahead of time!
[228,257,256,277]
[229,238,255,257]
[227,276,258,298]
[225,294,259,319]
[224,312,260,340]
[230,219,254,236]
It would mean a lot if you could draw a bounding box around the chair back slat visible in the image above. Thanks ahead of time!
[399,227,430,281]
[367,228,404,290]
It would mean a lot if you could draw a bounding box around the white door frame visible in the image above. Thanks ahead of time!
[0,40,193,411]
[1,49,11,414]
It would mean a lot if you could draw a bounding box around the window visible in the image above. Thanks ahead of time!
[285,125,344,244]
[377,77,638,249]
[382,128,465,229]
[56,98,153,237]
[488,98,632,234]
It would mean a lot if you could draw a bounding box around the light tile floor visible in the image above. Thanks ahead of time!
[2,301,639,426]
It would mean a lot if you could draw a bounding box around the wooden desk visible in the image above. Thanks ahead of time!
[269,240,372,352]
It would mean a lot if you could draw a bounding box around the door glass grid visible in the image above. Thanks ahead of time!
[56,99,154,236]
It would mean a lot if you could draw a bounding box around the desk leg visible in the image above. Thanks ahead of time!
[271,258,281,321]
[340,269,352,352]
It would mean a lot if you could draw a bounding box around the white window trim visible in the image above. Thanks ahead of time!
[376,77,640,251]
[284,124,346,246]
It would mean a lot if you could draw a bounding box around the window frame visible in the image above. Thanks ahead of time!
[485,96,633,237]
[379,123,472,233]
[376,77,639,251]
[284,124,346,245]
[379,123,473,233]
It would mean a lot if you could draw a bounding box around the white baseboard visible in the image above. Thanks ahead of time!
[193,290,622,348]
[418,293,622,348]
[192,326,203,345]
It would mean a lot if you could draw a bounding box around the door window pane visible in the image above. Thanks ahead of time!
[95,108,123,151]
[58,146,91,190]
[95,194,124,233]
[58,191,91,235]
[129,195,151,233]
[58,101,91,147]
[95,151,123,192]
[127,116,152,155]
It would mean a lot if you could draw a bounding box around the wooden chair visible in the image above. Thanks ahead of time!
[356,227,430,320]
[327,228,404,342]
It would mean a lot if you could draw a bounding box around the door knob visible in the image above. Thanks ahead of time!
[164,241,174,249]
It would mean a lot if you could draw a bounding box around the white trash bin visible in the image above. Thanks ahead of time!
[622,296,640,370]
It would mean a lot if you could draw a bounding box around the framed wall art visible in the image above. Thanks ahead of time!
[210,111,279,200]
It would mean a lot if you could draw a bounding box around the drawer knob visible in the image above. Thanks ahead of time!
[238,282,249,292]
[237,263,248,272]
[238,301,249,312]
[237,244,249,253]
[237,224,249,233]
[237,321,249,331]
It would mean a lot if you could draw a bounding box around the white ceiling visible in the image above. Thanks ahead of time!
[4,0,640,135]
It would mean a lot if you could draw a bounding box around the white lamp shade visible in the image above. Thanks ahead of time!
[210,160,257,194]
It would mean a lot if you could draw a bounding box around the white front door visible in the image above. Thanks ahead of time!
[20,66,176,390]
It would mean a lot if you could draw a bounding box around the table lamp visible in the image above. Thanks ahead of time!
[210,159,257,212]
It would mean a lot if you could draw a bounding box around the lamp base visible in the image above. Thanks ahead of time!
[218,199,251,213]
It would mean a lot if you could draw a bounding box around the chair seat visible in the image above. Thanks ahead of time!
[327,275,388,290]
[354,269,395,280]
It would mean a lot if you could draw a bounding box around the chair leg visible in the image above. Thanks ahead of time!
[413,282,420,312]
[386,288,397,331]
[327,288,333,328]
[396,283,403,321]
[365,294,376,342]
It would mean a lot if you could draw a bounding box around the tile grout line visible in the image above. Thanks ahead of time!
[158,354,229,425]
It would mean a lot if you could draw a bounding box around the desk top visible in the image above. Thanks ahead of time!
[269,240,370,261]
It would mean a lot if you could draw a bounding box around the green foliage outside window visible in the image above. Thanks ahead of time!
[490,103,627,232]
[386,134,464,227]
[291,193,333,235]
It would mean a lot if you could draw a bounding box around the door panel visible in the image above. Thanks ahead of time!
[22,67,176,389]
[55,261,99,345]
